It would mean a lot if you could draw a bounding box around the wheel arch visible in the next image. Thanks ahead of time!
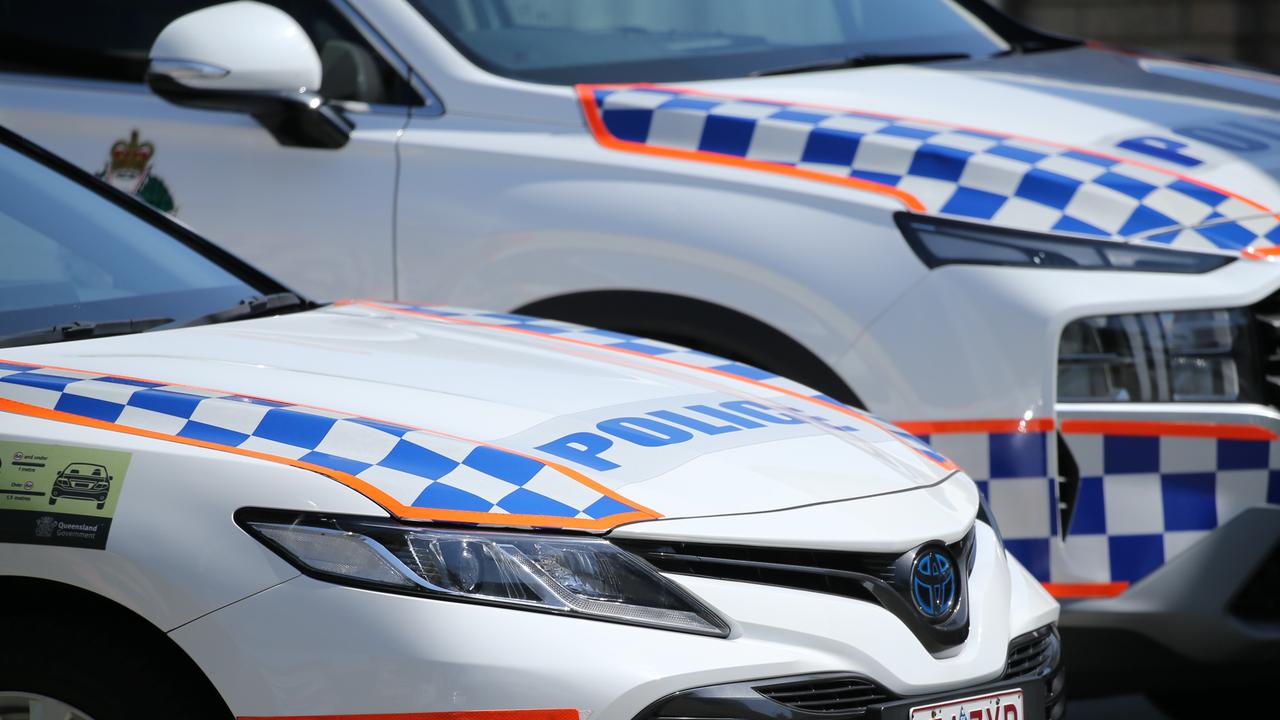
[516,290,863,407]
[0,574,234,717]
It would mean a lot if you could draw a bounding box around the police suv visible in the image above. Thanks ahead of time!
[0,0,1277,705]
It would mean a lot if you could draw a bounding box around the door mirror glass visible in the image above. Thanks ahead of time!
[147,1,351,149]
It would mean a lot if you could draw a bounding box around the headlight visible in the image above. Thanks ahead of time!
[239,510,730,637]
[897,214,1233,274]
[1059,309,1262,402]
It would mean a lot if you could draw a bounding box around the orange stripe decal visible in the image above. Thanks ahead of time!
[1060,418,1277,441]
[1043,581,1129,599]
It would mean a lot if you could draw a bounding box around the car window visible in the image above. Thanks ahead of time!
[0,139,269,339]
[412,0,1010,84]
[0,0,420,105]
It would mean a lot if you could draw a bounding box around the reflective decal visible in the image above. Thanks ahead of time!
[0,440,131,550]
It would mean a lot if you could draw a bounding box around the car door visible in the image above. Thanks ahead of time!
[0,0,422,301]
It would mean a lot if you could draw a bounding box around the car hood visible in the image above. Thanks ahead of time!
[581,46,1280,253]
[0,301,964,535]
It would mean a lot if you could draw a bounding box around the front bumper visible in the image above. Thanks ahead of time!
[635,626,1062,720]
[168,523,1056,718]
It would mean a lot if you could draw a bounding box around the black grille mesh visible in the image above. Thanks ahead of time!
[754,676,892,715]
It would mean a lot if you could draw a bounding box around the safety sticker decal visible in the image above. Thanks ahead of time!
[0,440,131,550]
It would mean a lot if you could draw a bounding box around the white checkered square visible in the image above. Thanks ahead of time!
[313,420,403,465]
[1163,530,1209,563]
[926,433,990,480]
[522,470,606,511]
[238,435,311,460]
[746,118,815,164]
[434,464,522,505]
[0,382,61,409]
[898,175,965,210]
[956,153,1032,197]
[1144,187,1216,227]
[648,107,709,151]
[1214,468,1269,524]
[850,133,919,176]
[816,114,892,135]
[1159,436,1217,473]
[115,405,189,435]
[1035,154,1112,182]
[188,399,274,434]
[1052,534,1111,583]
[355,465,435,505]
[991,196,1068,231]
[1062,185,1142,235]
[1102,473,1164,535]
[987,477,1052,539]
[60,379,140,404]
[710,101,783,120]
[601,88,673,110]
[926,130,1004,154]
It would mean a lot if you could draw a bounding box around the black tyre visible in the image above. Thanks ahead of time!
[1,607,232,720]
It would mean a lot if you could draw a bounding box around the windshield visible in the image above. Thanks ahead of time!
[0,135,278,342]
[411,0,1012,83]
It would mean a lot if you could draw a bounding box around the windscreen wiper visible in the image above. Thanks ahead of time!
[0,317,175,349]
[752,52,971,77]
[176,292,313,328]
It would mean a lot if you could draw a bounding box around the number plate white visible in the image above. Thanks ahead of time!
[910,688,1024,720]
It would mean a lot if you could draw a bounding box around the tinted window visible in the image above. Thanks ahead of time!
[412,0,1010,83]
[0,0,420,105]
[0,139,269,340]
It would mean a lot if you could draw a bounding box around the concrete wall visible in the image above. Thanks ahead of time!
[999,0,1280,72]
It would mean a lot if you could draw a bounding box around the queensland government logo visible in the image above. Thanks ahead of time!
[96,129,175,213]
[34,515,58,539]
[911,547,958,621]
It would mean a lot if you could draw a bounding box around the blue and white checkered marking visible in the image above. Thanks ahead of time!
[1057,430,1280,585]
[924,426,1280,586]
[587,86,1280,252]
[0,361,644,525]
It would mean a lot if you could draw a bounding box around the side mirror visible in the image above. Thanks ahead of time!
[146,1,352,149]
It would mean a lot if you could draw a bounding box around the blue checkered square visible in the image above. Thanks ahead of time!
[1005,538,1051,582]
[1108,535,1164,582]
[989,431,1048,478]
[1069,476,1107,535]
[128,388,204,418]
[54,394,123,423]
[178,420,249,446]
[1161,473,1217,531]
[463,446,543,485]
[1104,435,1159,474]
[380,440,460,480]
[1218,438,1268,469]
[253,409,336,449]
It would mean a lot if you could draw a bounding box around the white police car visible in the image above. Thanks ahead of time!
[0,0,1277,705]
[0,126,1060,719]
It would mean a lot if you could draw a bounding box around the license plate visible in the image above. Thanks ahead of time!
[910,688,1024,720]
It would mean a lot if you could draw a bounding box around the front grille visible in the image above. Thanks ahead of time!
[1002,625,1064,720]
[614,529,975,604]
[754,676,893,715]
[1231,541,1280,622]
[1003,628,1056,679]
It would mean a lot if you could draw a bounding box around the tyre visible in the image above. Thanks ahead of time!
[0,609,232,720]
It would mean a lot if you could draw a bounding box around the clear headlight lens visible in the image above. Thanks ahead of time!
[897,214,1233,273]
[241,511,730,637]
[1059,309,1261,402]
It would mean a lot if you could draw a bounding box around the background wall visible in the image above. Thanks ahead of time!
[996,0,1280,72]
